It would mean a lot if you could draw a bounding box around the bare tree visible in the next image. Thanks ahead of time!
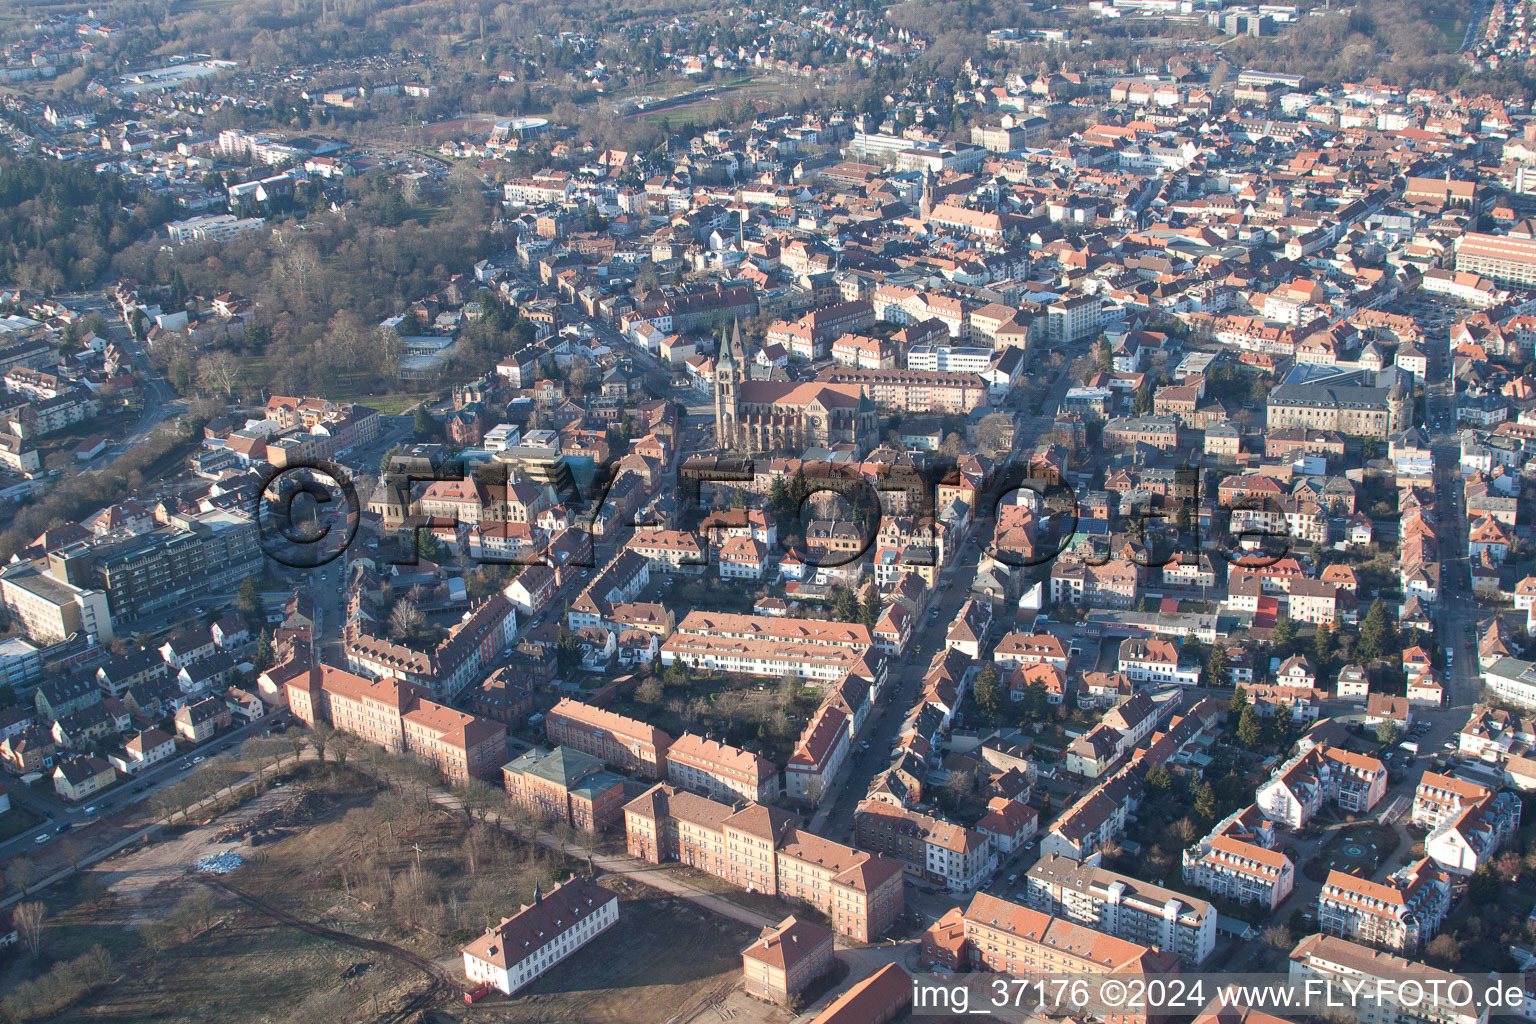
[1425,933,1463,964]
[330,731,355,768]
[174,890,217,938]
[1262,925,1293,952]
[468,875,501,928]
[389,599,425,642]
[7,856,35,895]
[13,901,46,956]
[311,722,335,764]
[196,350,241,398]
[976,412,1015,454]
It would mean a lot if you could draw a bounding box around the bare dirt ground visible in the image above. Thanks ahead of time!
[9,761,765,1024]
[462,873,761,1024]
[99,787,294,922]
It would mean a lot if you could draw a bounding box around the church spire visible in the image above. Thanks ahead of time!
[718,320,737,369]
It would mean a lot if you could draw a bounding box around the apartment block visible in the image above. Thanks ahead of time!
[660,611,875,683]
[959,893,1181,1024]
[1288,934,1487,1024]
[285,663,506,783]
[666,733,778,804]
[503,745,628,832]
[544,698,674,779]
[403,701,508,783]
[623,783,905,942]
[853,799,995,891]
[1411,772,1492,830]
[1424,790,1522,875]
[1182,806,1295,910]
[1317,859,1451,953]
[0,566,114,644]
[345,595,517,702]
[1024,853,1217,965]
[741,916,835,1007]
[1256,746,1387,829]
[785,705,849,806]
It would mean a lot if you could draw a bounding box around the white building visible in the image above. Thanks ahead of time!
[1485,657,1536,709]
[1024,853,1218,964]
[461,876,619,996]
[1288,934,1487,1024]
[785,705,849,806]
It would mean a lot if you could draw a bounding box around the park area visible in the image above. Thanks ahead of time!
[0,752,760,1024]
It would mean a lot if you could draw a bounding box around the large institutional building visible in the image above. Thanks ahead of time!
[285,664,506,782]
[1265,365,1410,439]
[1454,231,1536,286]
[623,783,905,942]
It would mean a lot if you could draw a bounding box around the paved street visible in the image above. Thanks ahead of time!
[814,362,1072,846]
[0,710,291,863]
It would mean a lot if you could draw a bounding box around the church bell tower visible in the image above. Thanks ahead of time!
[714,319,741,450]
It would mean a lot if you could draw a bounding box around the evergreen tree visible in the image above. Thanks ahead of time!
[1228,683,1247,717]
[859,588,882,629]
[235,577,261,624]
[832,587,857,623]
[974,665,1003,724]
[253,631,275,672]
[1206,643,1229,687]
[1021,681,1050,723]
[413,406,437,439]
[767,476,793,521]
[1312,620,1335,670]
[1237,706,1263,749]
[1192,780,1218,821]
[1265,713,1290,747]
[1271,614,1297,653]
[1359,599,1394,663]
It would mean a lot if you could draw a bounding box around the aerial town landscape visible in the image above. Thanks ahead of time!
[5,0,1536,1021]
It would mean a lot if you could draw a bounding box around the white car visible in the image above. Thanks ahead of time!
[33,833,50,845]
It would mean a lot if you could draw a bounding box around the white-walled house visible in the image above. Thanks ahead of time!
[462,876,619,995]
